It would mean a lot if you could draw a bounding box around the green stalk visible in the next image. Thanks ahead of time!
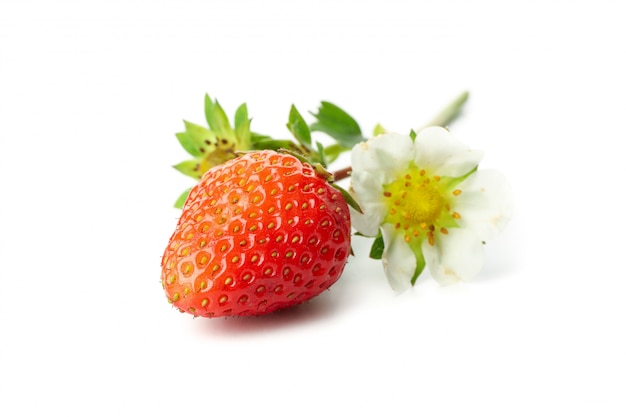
[420,91,469,130]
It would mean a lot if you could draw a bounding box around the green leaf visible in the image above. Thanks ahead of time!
[173,160,203,180]
[175,132,201,157]
[174,188,191,209]
[323,143,349,164]
[287,104,312,149]
[310,101,365,148]
[369,234,384,260]
[204,94,234,139]
[331,184,363,214]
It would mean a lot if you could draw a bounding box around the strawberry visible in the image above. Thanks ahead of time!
[161,150,352,317]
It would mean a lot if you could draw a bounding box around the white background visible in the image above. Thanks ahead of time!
[1,0,625,415]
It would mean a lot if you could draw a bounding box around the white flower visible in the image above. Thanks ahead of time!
[350,127,513,290]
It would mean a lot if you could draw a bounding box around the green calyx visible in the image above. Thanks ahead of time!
[173,95,252,182]
[172,94,365,208]
[172,95,260,208]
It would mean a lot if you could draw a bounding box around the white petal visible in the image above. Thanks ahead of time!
[454,169,514,241]
[381,223,416,291]
[349,170,386,236]
[422,228,484,285]
[351,170,383,206]
[414,127,483,177]
[351,133,414,184]
[349,206,384,237]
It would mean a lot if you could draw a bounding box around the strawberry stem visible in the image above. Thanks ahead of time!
[333,166,353,182]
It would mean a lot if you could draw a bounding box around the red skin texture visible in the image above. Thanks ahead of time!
[161,150,351,317]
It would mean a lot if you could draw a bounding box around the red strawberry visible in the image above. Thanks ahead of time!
[161,150,351,317]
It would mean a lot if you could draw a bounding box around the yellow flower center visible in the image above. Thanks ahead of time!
[383,166,461,246]
[403,183,444,224]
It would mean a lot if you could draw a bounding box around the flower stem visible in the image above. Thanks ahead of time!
[421,91,469,130]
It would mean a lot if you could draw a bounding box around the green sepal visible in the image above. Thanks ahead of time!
[204,94,235,139]
[234,103,248,130]
[235,117,251,149]
[331,184,363,214]
[174,188,192,209]
[313,163,334,182]
[316,142,328,168]
[409,244,427,286]
[369,234,384,260]
[173,160,203,180]
[183,120,217,152]
[278,148,315,167]
[373,123,387,136]
[309,101,365,148]
[252,139,303,153]
[175,132,201,157]
[234,103,252,149]
[250,132,273,143]
[287,104,312,150]
[409,129,417,141]
[441,165,478,191]
[435,210,460,230]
